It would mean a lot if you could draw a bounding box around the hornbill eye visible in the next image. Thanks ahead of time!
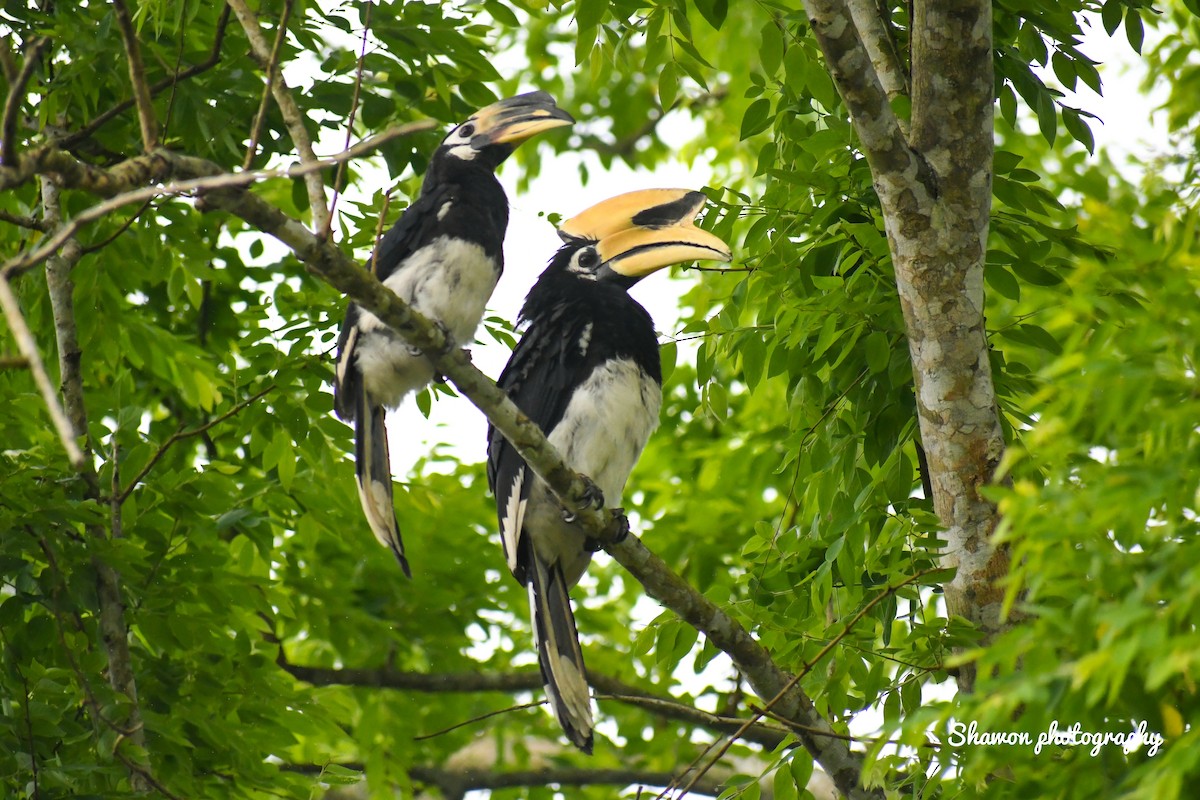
[458,123,476,139]
[574,247,600,271]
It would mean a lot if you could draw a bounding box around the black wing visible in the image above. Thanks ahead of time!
[487,301,597,584]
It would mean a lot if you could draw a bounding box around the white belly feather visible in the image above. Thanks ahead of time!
[355,236,498,407]
[524,358,662,587]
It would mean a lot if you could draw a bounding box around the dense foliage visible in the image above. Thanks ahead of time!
[1,1,1198,798]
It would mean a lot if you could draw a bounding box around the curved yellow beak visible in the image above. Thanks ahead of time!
[559,189,733,278]
[469,91,575,146]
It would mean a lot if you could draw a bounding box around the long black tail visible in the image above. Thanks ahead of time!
[353,388,411,577]
[528,553,594,753]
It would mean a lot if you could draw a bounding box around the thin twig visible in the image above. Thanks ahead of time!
[242,0,295,171]
[115,385,275,503]
[0,355,30,368]
[111,0,160,150]
[159,0,190,141]
[79,199,154,256]
[0,277,86,467]
[226,0,330,232]
[0,208,52,231]
[413,701,545,741]
[110,433,123,538]
[58,5,232,149]
[673,567,942,798]
[324,0,374,238]
[1,36,50,166]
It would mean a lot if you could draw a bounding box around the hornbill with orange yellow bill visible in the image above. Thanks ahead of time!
[486,189,732,752]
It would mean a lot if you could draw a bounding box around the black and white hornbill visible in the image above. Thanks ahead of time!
[335,92,573,577]
[486,189,732,752]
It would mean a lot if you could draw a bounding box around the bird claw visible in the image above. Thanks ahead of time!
[410,320,456,358]
[561,475,605,524]
[579,475,606,510]
[585,508,629,551]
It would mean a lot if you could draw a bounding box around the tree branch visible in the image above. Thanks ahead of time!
[1,36,49,167]
[901,0,1009,691]
[110,0,159,150]
[845,0,910,103]
[801,0,933,207]
[805,0,1010,694]
[0,122,437,278]
[242,0,294,170]
[40,176,151,791]
[0,277,86,467]
[280,660,791,750]
[225,0,330,233]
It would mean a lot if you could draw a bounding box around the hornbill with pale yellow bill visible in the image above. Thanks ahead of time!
[486,189,732,752]
[335,92,573,577]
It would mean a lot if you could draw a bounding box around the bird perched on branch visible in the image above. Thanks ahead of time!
[335,92,573,577]
[486,189,732,752]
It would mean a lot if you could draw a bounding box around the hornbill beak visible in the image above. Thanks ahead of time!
[468,91,575,146]
[559,189,733,278]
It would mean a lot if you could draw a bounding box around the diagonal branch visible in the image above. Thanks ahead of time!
[111,0,159,150]
[0,277,85,467]
[190,181,879,800]
[226,0,330,233]
[845,0,910,103]
[116,385,275,503]
[801,0,932,208]
[1,36,49,167]
[242,0,295,170]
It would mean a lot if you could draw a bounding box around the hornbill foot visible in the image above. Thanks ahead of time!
[585,508,629,552]
[561,475,606,523]
[407,320,455,358]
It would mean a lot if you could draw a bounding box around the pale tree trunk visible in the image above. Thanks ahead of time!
[803,0,1013,691]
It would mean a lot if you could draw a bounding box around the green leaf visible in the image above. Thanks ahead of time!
[1051,51,1077,91]
[864,331,889,374]
[1125,9,1145,53]
[658,62,678,110]
[1002,323,1062,356]
[1063,108,1095,154]
[984,264,1021,302]
[484,0,520,27]
[575,0,607,29]
[760,20,784,77]
[740,98,773,140]
[1035,90,1057,146]
[660,340,678,384]
[1101,0,1123,35]
[694,0,728,30]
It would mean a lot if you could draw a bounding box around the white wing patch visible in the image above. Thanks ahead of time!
[502,468,527,576]
[336,326,358,388]
[577,322,593,357]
